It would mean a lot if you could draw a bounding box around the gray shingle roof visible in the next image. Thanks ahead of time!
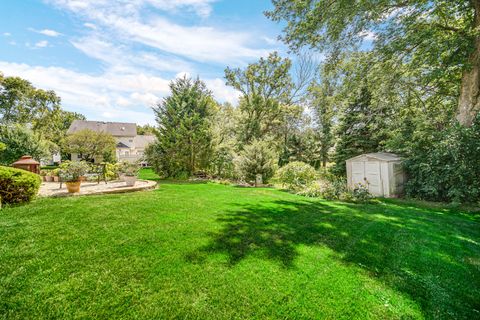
[133,135,156,149]
[67,120,137,137]
[116,142,130,149]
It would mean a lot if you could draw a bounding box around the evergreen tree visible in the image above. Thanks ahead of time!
[331,86,385,175]
[147,77,215,178]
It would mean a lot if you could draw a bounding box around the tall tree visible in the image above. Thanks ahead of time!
[331,85,386,175]
[267,0,479,126]
[0,72,85,147]
[225,52,294,144]
[147,77,215,177]
[309,79,335,168]
[0,73,61,125]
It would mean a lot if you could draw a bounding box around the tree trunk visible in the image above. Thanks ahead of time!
[457,0,480,127]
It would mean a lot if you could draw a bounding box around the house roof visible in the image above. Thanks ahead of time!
[346,152,402,162]
[67,120,137,137]
[133,135,156,149]
[116,142,130,149]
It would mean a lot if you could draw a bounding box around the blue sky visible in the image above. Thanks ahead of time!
[0,0,287,124]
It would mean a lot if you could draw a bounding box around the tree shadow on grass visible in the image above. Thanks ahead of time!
[186,198,480,318]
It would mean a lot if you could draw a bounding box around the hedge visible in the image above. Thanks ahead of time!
[0,166,41,205]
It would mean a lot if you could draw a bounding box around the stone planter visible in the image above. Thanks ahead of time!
[65,181,81,193]
[45,176,53,182]
[53,176,59,182]
[123,176,137,187]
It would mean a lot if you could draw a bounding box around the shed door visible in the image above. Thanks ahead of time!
[365,161,382,195]
[351,162,365,186]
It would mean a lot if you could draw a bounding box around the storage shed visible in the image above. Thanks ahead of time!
[346,152,405,197]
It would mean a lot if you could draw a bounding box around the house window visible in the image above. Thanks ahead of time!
[77,154,82,159]
[124,151,129,156]
[129,139,133,143]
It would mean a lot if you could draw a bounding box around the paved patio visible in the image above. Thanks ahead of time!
[39,179,157,197]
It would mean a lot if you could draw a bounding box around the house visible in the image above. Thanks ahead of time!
[67,120,155,165]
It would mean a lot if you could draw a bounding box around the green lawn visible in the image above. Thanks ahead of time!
[0,175,479,319]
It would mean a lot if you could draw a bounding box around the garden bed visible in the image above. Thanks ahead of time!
[38,179,157,197]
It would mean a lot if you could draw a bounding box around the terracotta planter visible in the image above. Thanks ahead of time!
[45,176,53,182]
[53,176,59,182]
[65,181,81,193]
[124,176,137,187]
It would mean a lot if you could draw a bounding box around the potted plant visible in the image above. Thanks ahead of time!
[119,161,139,187]
[40,170,48,182]
[45,171,54,182]
[59,161,90,193]
[52,168,60,182]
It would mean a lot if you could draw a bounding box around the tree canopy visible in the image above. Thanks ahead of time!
[147,77,215,178]
[63,129,116,163]
[267,0,480,126]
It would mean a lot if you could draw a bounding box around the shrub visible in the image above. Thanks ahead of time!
[235,139,278,184]
[293,173,373,203]
[274,161,317,190]
[0,166,41,205]
[320,176,349,200]
[104,162,120,180]
[404,119,480,203]
[0,124,51,165]
[350,183,373,203]
[295,181,324,197]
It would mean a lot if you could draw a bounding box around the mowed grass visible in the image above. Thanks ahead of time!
[0,173,479,319]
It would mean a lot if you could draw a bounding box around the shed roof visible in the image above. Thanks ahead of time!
[346,152,402,162]
[67,120,137,137]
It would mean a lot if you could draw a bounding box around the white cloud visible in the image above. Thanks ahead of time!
[35,40,49,48]
[45,0,270,64]
[3,32,11,36]
[47,0,216,18]
[83,22,97,29]
[147,0,217,18]
[204,78,240,105]
[38,29,62,37]
[262,36,278,45]
[0,61,237,124]
[70,35,192,73]
[0,61,169,124]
